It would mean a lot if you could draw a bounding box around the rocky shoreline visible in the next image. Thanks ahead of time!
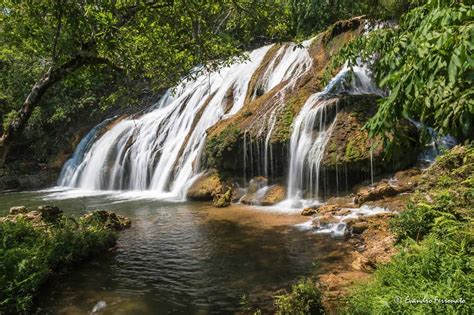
[308,168,422,311]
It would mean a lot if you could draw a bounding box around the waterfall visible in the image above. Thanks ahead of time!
[286,64,380,205]
[242,40,314,181]
[57,117,114,187]
[58,42,314,200]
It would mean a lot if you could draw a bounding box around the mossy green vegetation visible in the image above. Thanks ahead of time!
[347,145,474,314]
[205,125,241,176]
[0,212,119,314]
[241,278,324,315]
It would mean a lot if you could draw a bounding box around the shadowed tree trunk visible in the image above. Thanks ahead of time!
[0,53,114,167]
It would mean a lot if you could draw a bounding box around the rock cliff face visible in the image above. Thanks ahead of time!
[204,18,368,184]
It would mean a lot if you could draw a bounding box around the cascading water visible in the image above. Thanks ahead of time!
[286,64,381,206]
[57,117,114,187]
[242,40,314,181]
[58,42,314,200]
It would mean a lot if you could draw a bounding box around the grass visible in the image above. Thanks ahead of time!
[0,214,117,314]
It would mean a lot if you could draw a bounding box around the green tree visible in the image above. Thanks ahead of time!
[0,0,292,166]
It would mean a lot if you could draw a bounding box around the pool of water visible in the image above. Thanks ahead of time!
[0,189,353,314]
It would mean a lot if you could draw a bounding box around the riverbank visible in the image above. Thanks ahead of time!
[0,206,130,314]
[303,145,473,313]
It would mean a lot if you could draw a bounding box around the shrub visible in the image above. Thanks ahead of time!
[274,278,325,315]
[0,216,117,314]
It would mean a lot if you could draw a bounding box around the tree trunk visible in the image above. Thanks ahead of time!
[0,54,112,167]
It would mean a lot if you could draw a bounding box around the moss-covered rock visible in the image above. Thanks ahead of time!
[213,188,232,208]
[81,210,131,230]
[318,94,419,196]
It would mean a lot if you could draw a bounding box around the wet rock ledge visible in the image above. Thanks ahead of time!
[2,205,131,230]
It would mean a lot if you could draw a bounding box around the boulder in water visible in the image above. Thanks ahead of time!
[247,177,268,194]
[345,219,368,234]
[241,184,286,206]
[81,210,131,230]
[213,188,232,208]
[9,206,27,215]
[260,184,286,206]
[313,214,339,228]
[186,171,222,201]
[301,207,317,216]
[231,186,246,202]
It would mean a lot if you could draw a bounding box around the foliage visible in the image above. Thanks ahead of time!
[347,145,474,314]
[0,215,117,314]
[334,0,473,152]
[274,278,325,315]
[283,0,415,39]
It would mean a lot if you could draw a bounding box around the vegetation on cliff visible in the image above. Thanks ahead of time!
[347,145,474,313]
[0,207,130,314]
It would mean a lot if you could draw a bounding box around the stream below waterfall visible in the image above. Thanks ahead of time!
[0,190,354,314]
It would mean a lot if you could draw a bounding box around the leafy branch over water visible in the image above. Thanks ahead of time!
[333,0,473,153]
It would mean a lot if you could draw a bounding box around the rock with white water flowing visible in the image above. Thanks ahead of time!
[92,300,107,313]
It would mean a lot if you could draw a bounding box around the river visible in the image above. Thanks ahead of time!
[0,189,353,314]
